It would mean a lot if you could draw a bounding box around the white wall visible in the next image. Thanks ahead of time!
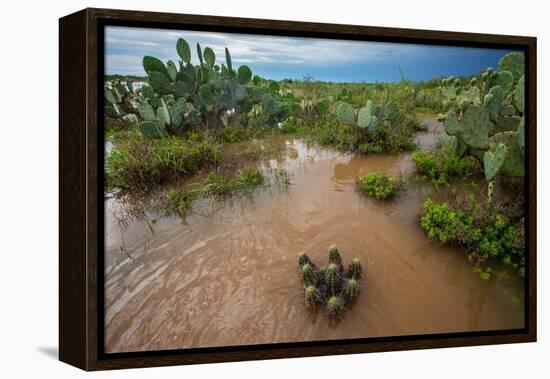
[0,0,547,377]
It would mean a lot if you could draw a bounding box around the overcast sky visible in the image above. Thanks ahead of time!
[105,26,516,83]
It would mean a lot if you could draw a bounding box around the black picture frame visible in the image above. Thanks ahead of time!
[59,7,537,371]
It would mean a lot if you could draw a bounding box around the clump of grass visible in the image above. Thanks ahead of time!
[358,143,382,154]
[356,171,396,200]
[106,132,222,191]
[421,197,524,278]
[412,149,477,185]
[164,189,195,217]
[214,126,265,143]
[198,168,264,198]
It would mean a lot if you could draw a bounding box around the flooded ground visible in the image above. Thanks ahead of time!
[104,116,524,353]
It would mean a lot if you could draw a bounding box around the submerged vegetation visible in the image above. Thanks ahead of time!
[297,246,363,321]
[356,172,398,200]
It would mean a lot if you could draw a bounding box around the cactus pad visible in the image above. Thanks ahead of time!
[514,75,525,113]
[517,117,525,156]
[203,47,215,67]
[494,70,514,96]
[138,121,164,139]
[483,143,508,181]
[143,56,169,78]
[488,131,524,177]
[440,133,458,155]
[498,52,525,80]
[444,110,460,135]
[166,60,177,81]
[458,105,491,149]
[176,38,191,63]
[148,71,173,95]
[137,102,156,121]
[335,102,355,125]
[237,65,252,84]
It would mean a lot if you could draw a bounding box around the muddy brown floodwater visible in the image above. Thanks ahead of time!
[104,116,524,353]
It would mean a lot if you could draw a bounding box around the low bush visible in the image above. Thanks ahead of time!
[357,171,396,200]
[412,149,477,185]
[421,198,524,277]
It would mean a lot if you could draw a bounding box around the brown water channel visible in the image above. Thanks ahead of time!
[104,116,524,353]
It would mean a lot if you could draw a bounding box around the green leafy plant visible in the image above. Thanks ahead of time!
[356,171,396,200]
[420,198,524,277]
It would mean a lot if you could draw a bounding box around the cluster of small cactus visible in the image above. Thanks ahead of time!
[297,246,363,321]
[105,38,299,138]
[437,52,525,206]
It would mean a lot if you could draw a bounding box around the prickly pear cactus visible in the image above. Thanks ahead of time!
[484,85,505,121]
[138,121,165,139]
[335,102,355,125]
[440,133,458,154]
[143,56,169,78]
[514,76,525,113]
[517,117,525,156]
[444,110,460,136]
[483,143,508,181]
[148,71,172,95]
[176,38,191,63]
[458,105,491,149]
[488,131,524,177]
[357,100,380,134]
[137,103,156,121]
[494,70,514,95]
[498,52,525,81]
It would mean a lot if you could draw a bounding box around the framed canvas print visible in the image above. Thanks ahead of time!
[59,8,537,371]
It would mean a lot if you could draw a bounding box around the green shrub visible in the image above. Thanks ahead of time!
[106,133,222,190]
[421,198,524,277]
[412,149,477,185]
[357,171,396,200]
[280,120,298,134]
